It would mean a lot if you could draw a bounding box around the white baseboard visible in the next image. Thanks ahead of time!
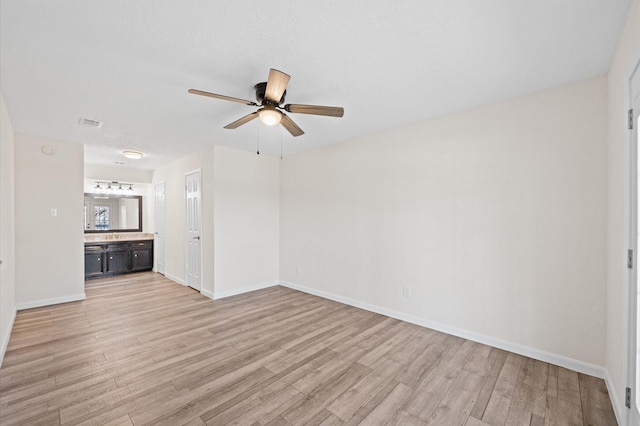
[201,288,215,300]
[211,281,279,300]
[604,369,625,426]
[0,307,17,368]
[279,280,606,379]
[165,273,186,286]
[16,293,86,311]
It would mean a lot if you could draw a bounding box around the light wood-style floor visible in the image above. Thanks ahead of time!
[0,272,617,425]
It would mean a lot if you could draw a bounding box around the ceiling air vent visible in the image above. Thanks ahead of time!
[79,117,103,128]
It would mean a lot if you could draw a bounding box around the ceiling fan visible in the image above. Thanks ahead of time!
[188,68,344,137]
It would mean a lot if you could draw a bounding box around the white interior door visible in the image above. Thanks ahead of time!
[155,182,166,275]
[185,170,202,290]
[629,58,640,426]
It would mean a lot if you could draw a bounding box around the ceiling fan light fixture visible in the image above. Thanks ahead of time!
[257,108,282,126]
[122,150,144,160]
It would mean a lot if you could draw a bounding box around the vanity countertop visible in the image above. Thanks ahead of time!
[84,232,154,243]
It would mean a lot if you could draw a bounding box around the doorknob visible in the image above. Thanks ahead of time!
[193,236,200,240]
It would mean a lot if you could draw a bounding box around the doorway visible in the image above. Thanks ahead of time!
[154,182,166,275]
[185,170,202,291]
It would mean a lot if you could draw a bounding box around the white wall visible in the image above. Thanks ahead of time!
[281,76,607,370]
[152,145,280,299]
[15,136,85,308]
[152,146,214,292]
[0,93,16,365]
[213,146,279,298]
[606,0,640,420]
[84,163,153,184]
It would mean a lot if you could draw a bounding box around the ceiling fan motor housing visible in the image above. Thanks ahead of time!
[254,82,286,105]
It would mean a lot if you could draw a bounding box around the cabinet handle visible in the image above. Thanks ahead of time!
[110,257,113,259]
[134,254,138,257]
[97,258,100,261]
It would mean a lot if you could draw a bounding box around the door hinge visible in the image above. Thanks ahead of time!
[629,249,634,269]
[627,387,632,408]
[630,109,635,130]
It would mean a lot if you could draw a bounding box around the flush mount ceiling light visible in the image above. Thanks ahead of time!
[122,150,143,160]
[257,107,282,126]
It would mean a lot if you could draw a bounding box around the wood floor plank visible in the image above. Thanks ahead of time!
[358,382,413,425]
[468,348,508,420]
[481,352,525,425]
[281,362,371,425]
[578,373,618,426]
[404,340,479,421]
[0,272,618,426]
[464,416,492,426]
[546,396,583,426]
[426,369,485,425]
[557,366,582,406]
[327,357,404,421]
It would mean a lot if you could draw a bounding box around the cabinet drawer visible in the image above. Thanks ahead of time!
[85,244,104,252]
[106,243,130,252]
[132,240,153,249]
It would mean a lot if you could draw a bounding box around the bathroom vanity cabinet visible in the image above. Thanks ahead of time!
[85,239,153,279]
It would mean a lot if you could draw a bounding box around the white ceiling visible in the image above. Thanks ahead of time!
[0,0,632,170]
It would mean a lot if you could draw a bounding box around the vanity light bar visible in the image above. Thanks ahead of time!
[94,181,134,191]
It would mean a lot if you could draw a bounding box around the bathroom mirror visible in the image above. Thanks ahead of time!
[84,193,142,232]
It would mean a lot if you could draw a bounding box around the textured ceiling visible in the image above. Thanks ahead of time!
[0,0,632,170]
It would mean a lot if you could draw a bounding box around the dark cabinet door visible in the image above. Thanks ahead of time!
[106,246,130,274]
[131,241,153,271]
[84,246,104,278]
[132,249,152,271]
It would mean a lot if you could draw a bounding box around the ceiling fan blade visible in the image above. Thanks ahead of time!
[188,89,257,106]
[264,69,290,104]
[280,113,304,137]
[224,112,258,129]
[284,104,344,117]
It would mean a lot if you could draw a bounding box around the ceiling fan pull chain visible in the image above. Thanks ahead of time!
[280,127,283,160]
[256,122,260,155]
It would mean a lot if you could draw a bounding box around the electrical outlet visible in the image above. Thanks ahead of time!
[402,286,411,297]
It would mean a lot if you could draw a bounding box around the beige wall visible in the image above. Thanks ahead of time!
[152,146,215,292]
[281,76,607,369]
[152,145,280,298]
[606,0,640,420]
[84,163,153,184]
[0,93,16,365]
[14,135,85,308]
[213,146,279,297]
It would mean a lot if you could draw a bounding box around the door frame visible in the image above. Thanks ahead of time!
[627,55,640,426]
[154,181,166,275]
[184,169,202,291]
